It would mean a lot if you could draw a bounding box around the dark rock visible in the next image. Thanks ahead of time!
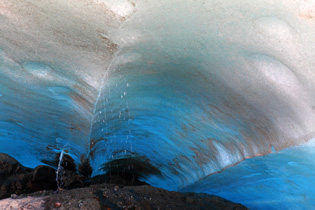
[92,172,149,186]
[62,170,85,189]
[89,184,249,210]
[0,183,249,210]
[0,153,248,209]
[58,153,76,172]
[100,155,161,181]
[139,200,153,210]
[0,172,33,199]
[0,153,25,186]
[185,196,194,204]
[78,155,92,177]
[0,180,12,198]
[0,154,59,199]
[31,165,57,191]
[0,153,33,199]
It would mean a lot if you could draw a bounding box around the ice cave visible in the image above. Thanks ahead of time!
[0,0,315,209]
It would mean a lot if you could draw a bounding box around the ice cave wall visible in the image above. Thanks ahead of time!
[0,0,121,166]
[1,0,315,192]
[89,0,315,190]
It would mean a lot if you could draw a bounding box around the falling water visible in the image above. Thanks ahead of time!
[88,61,135,177]
[124,79,133,155]
[56,150,64,190]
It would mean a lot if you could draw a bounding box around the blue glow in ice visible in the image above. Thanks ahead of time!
[182,138,315,209]
[1,1,315,209]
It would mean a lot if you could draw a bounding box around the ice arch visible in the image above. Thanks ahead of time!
[1,0,315,207]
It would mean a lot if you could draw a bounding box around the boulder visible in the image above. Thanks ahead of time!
[0,154,58,199]
[32,165,57,191]
[62,170,85,189]
[78,155,92,177]
[0,153,25,186]
[0,172,32,199]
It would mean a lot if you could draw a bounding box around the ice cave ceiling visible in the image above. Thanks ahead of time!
[0,0,315,209]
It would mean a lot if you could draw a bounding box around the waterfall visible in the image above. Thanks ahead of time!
[56,150,64,190]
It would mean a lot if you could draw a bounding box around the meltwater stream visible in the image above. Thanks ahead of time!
[56,150,65,190]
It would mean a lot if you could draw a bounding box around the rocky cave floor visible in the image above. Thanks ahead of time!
[0,153,248,210]
[0,184,248,210]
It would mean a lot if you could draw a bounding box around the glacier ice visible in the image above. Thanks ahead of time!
[182,138,315,209]
[0,0,315,208]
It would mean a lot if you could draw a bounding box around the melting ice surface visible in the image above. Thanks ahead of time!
[0,0,315,208]
[182,138,315,210]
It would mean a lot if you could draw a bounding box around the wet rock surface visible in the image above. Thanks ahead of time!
[0,184,248,210]
[0,153,86,199]
[0,164,58,199]
[0,153,28,185]
[0,154,248,209]
[91,184,248,210]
